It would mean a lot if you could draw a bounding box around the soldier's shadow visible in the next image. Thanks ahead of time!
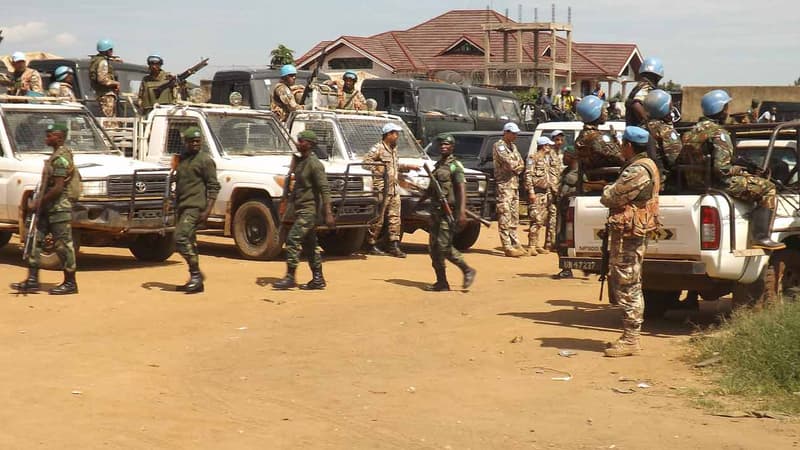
[141,281,178,292]
[536,337,608,353]
[383,278,431,291]
[255,277,282,287]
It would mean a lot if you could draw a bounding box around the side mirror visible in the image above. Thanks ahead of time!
[470,97,478,111]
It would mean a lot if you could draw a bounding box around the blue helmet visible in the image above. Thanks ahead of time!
[639,56,664,78]
[53,65,74,81]
[701,90,733,116]
[576,95,604,123]
[97,39,114,52]
[280,64,298,77]
[147,54,163,65]
[644,89,671,119]
[343,71,358,80]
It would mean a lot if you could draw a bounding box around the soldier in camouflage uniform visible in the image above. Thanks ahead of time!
[273,130,336,290]
[173,126,221,294]
[89,39,121,118]
[363,122,419,258]
[336,71,367,111]
[493,122,526,257]
[0,52,44,96]
[575,95,624,182]
[680,90,785,250]
[644,89,682,189]
[553,145,581,279]
[525,136,561,255]
[625,56,663,126]
[53,66,77,101]
[271,64,304,122]
[418,134,477,291]
[137,54,179,113]
[601,126,661,357]
[11,123,79,295]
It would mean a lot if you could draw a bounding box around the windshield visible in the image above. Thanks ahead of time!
[339,118,426,159]
[492,97,521,122]
[736,145,798,185]
[4,110,112,154]
[206,114,293,156]
[418,88,470,118]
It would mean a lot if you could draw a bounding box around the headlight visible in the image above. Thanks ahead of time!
[362,175,373,192]
[414,176,430,190]
[478,179,487,193]
[81,180,107,196]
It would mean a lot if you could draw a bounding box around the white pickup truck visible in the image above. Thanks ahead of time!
[101,102,381,259]
[559,121,800,317]
[0,97,173,267]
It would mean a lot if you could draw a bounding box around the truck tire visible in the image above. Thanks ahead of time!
[0,231,11,249]
[319,228,367,256]
[233,199,282,260]
[38,230,81,271]
[642,289,679,319]
[129,233,175,262]
[453,222,481,251]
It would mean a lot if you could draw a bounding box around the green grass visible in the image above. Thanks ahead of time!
[691,301,800,415]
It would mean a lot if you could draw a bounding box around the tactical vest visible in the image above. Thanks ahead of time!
[140,71,175,110]
[607,157,660,237]
[89,55,116,96]
[679,120,720,189]
[647,120,682,170]
[575,127,623,173]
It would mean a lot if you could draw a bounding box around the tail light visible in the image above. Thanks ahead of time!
[700,206,720,250]
[565,206,575,248]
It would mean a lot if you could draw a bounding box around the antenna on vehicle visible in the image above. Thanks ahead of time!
[518,4,522,21]
[568,6,572,24]
[551,3,555,22]
[534,7,538,22]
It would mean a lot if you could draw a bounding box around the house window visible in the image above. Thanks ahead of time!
[328,58,373,70]
[444,40,484,56]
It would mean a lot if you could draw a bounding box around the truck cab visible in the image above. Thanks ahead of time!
[461,86,522,131]
[210,68,332,110]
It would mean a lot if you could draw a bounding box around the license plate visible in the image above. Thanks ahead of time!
[559,258,600,271]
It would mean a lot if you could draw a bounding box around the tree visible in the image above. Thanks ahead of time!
[793,76,800,86]
[658,79,682,92]
[515,87,538,104]
[270,45,295,68]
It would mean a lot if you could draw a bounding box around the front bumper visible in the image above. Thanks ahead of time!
[72,198,173,234]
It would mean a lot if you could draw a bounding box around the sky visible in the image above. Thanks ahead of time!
[2,0,798,86]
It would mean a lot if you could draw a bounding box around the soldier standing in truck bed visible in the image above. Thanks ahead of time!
[138,54,179,113]
[89,39,121,118]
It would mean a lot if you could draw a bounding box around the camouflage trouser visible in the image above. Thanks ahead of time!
[98,94,117,118]
[429,211,467,274]
[726,175,776,209]
[608,230,646,343]
[496,182,520,249]
[527,190,557,248]
[285,209,321,270]
[368,192,401,244]
[28,216,76,272]
[175,208,200,267]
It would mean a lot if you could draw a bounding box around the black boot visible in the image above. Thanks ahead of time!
[49,271,78,295]
[456,262,477,289]
[552,268,574,279]
[387,241,406,258]
[11,267,40,293]
[273,267,297,290]
[300,266,326,290]
[184,265,204,294]
[750,207,786,250]
[426,265,450,291]
[367,243,387,256]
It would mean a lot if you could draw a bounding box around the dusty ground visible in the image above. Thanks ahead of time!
[1,227,798,449]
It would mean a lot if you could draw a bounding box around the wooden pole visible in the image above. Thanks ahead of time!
[517,30,523,86]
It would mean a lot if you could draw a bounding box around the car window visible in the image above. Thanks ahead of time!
[165,119,212,155]
[4,110,112,154]
[206,114,292,156]
[473,95,494,119]
[291,119,340,160]
[453,136,485,160]
[736,146,797,185]
[491,97,521,122]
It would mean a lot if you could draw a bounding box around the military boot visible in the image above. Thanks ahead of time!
[10,267,40,293]
[387,241,407,258]
[184,265,204,294]
[504,247,526,257]
[300,266,326,290]
[604,339,642,357]
[426,265,450,291]
[49,271,78,295]
[273,267,297,290]
[750,207,786,250]
[367,243,387,256]
[456,262,477,289]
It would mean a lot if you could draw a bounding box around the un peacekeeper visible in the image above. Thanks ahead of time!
[575,95,624,182]
[0,52,44,96]
[543,130,565,250]
[138,54,178,113]
[90,39,122,118]
[53,66,77,101]
[271,64,304,122]
[416,134,477,291]
[553,145,581,279]
[273,130,336,290]
[493,122,527,257]
[600,126,661,357]
[525,136,561,256]
[11,123,79,295]
[336,71,367,111]
[626,56,664,126]
[643,89,682,188]
[680,90,784,250]
[173,126,221,294]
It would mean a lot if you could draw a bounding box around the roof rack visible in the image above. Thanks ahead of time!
[167,100,253,110]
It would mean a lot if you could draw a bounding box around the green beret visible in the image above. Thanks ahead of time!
[182,126,202,139]
[46,122,68,133]
[437,133,455,144]
[297,130,318,143]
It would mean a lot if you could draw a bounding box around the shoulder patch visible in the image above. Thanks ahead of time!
[53,156,70,168]
[670,131,678,140]
[450,161,464,172]
[719,133,727,143]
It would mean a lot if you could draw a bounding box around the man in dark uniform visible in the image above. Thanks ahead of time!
[274,130,336,290]
[418,134,477,291]
[625,56,663,127]
[552,145,580,280]
[12,123,79,295]
[173,126,220,294]
[138,54,178,113]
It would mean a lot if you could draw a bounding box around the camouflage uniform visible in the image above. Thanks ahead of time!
[575,124,624,180]
[5,67,45,95]
[492,138,525,250]
[28,145,77,272]
[601,153,660,356]
[625,80,656,126]
[680,118,776,208]
[524,146,560,251]
[363,140,402,244]
[284,152,331,270]
[337,88,367,111]
[137,70,178,112]
[645,119,682,186]
[174,146,220,268]
[428,154,472,284]
[271,82,302,122]
[58,82,77,102]
[89,55,118,118]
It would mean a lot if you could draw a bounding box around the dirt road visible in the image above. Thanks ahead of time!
[1,229,798,449]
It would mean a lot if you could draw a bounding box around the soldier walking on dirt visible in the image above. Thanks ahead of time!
[524,136,560,256]
[600,126,661,357]
[89,39,121,118]
[273,130,336,290]
[271,64,303,122]
[172,127,220,294]
[493,122,526,257]
[417,134,477,291]
[138,54,178,113]
[11,123,79,295]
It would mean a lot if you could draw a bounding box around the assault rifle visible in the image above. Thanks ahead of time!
[597,223,611,302]
[23,167,49,261]
[299,48,327,106]
[422,164,456,228]
[732,155,766,177]
[402,174,491,228]
[153,58,210,98]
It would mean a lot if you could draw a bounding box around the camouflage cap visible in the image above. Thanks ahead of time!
[182,126,202,139]
[46,122,68,133]
[297,130,318,143]
[437,133,455,144]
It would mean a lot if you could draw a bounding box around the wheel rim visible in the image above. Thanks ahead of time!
[244,212,266,246]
